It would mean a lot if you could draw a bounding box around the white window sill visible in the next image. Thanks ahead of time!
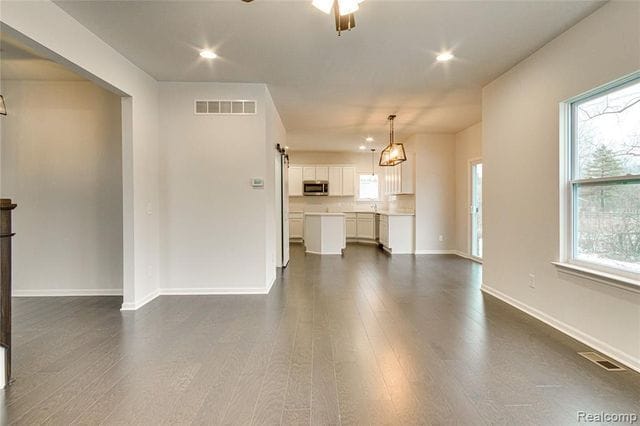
[552,262,640,294]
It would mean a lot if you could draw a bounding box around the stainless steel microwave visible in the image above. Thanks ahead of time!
[303,181,329,196]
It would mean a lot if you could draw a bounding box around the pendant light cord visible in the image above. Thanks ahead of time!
[388,114,396,144]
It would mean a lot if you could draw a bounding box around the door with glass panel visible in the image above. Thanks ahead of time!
[471,161,483,260]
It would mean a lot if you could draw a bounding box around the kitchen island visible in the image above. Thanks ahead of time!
[377,211,415,254]
[303,212,346,255]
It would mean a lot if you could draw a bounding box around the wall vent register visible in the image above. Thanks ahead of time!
[194,100,257,115]
[578,352,626,371]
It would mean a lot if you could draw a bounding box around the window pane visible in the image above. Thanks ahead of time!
[574,79,640,179]
[575,180,640,273]
[359,175,378,200]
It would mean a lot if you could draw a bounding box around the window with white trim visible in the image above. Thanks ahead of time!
[567,76,640,276]
[358,174,379,200]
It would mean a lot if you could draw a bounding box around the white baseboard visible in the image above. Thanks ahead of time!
[121,282,277,310]
[346,239,378,245]
[453,250,483,263]
[158,287,271,296]
[414,249,456,255]
[120,289,159,311]
[453,250,470,259]
[13,289,123,297]
[17,282,276,311]
[265,276,276,294]
[481,284,640,373]
[413,250,483,264]
[305,250,343,255]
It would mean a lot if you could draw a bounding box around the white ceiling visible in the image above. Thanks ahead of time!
[0,33,86,81]
[53,0,603,150]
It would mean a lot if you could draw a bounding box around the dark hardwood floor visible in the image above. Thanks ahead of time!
[2,244,639,424]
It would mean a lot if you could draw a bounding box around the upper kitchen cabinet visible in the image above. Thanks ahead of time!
[400,152,415,194]
[289,166,303,196]
[342,167,355,196]
[384,152,414,195]
[315,166,329,181]
[292,164,355,197]
[329,166,355,196]
[302,166,316,181]
[328,167,343,196]
[302,166,329,182]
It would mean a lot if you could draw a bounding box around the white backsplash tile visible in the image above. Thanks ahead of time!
[289,194,415,214]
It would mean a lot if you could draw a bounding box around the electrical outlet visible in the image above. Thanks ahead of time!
[439,235,444,242]
[528,273,536,289]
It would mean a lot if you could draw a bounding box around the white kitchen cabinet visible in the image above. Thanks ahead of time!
[401,152,415,194]
[345,213,357,238]
[384,153,414,195]
[289,166,303,196]
[328,167,343,196]
[315,166,329,181]
[377,213,414,254]
[356,213,375,240]
[291,164,356,197]
[289,212,304,240]
[378,214,389,247]
[342,167,355,196]
[302,167,316,181]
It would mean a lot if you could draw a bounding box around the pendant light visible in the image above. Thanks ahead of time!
[0,96,6,116]
[312,0,365,35]
[379,115,406,167]
[370,148,376,175]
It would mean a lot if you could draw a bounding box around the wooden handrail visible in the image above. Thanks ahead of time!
[1,198,17,386]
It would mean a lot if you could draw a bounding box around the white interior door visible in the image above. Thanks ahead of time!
[470,161,483,260]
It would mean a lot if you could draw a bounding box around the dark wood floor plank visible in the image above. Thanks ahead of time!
[1,244,639,425]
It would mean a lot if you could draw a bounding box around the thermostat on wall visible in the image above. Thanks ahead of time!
[251,177,264,188]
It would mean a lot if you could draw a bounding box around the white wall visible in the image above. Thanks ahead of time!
[158,82,279,293]
[1,80,122,295]
[406,134,456,253]
[1,1,160,309]
[454,122,482,256]
[483,2,640,370]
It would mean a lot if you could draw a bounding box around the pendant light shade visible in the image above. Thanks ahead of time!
[379,115,406,167]
[0,95,6,116]
[313,0,365,34]
[313,0,363,16]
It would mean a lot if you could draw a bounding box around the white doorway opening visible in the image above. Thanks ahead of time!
[470,160,483,260]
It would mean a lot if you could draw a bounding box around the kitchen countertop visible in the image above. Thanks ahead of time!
[343,210,415,216]
[303,212,345,216]
[293,210,414,216]
[376,211,415,216]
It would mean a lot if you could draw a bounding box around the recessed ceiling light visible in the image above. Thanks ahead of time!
[436,51,454,62]
[200,49,218,59]
[359,145,366,150]
[285,146,289,149]
[365,137,374,142]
